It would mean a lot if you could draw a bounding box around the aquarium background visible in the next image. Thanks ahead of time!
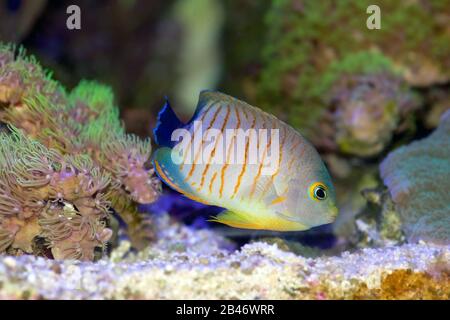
[0,0,448,299]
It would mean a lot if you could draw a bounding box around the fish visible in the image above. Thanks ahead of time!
[152,91,338,231]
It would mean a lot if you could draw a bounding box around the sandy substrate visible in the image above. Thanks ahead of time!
[0,215,448,299]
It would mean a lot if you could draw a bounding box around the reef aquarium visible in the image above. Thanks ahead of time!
[0,0,449,304]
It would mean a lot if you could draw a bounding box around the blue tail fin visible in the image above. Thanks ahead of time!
[153,98,185,148]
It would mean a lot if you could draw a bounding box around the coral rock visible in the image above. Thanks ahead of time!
[380,110,450,244]
[0,228,447,299]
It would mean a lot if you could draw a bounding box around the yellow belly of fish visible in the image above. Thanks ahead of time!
[209,198,309,231]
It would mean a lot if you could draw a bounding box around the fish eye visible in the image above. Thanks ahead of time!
[314,186,327,200]
[309,182,328,201]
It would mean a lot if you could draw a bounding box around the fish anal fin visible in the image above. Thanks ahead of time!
[209,210,262,230]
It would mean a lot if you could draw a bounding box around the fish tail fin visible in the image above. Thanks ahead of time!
[153,98,184,147]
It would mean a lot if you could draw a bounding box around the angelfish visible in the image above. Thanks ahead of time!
[152,91,338,231]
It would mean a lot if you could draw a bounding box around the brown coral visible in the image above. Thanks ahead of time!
[328,72,419,156]
[0,45,161,256]
[0,128,112,260]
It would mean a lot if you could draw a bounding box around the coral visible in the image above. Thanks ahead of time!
[0,45,161,256]
[257,0,448,156]
[339,187,406,249]
[0,127,111,260]
[423,86,450,129]
[330,167,380,247]
[0,222,447,299]
[380,110,450,244]
[252,0,448,251]
[374,269,449,300]
[327,70,419,156]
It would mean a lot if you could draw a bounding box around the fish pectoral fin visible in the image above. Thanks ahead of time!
[255,176,282,207]
[209,210,261,230]
[240,175,279,204]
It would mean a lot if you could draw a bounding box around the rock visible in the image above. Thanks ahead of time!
[0,239,448,299]
[380,110,450,244]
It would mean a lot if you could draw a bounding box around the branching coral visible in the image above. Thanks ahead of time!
[380,110,450,244]
[0,44,161,257]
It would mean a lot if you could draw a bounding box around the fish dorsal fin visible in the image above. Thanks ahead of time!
[186,90,219,124]
[153,99,185,148]
[197,90,253,115]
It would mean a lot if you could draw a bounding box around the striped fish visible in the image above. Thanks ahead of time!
[153,91,338,231]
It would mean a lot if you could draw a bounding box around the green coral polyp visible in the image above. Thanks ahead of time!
[0,44,161,259]
[69,80,115,112]
[0,127,112,260]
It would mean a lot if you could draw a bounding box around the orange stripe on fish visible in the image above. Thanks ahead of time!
[180,103,213,171]
[199,107,230,190]
[219,108,240,198]
[241,108,249,121]
[156,160,211,205]
[209,172,218,194]
[153,91,337,232]
[186,104,222,181]
[270,196,286,205]
[259,126,287,200]
[273,126,288,179]
[183,193,211,205]
[231,111,256,199]
[154,160,184,194]
[287,138,301,170]
[249,118,270,199]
